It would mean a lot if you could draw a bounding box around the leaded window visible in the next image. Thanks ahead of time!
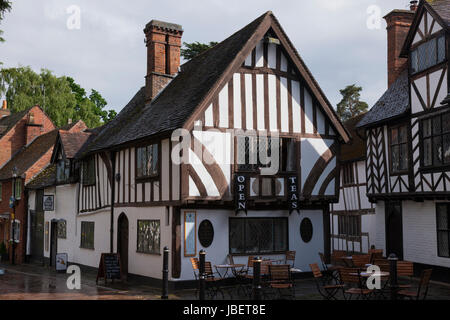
[411,35,446,74]
[136,144,159,179]
[343,163,355,185]
[137,220,160,254]
[82,157,95,186]
[56,159,70,183]
[12,179,21,200]
[236,136,295,173]
[57,220,67,239]
[436,204,450,258]
[338,215,361,237]
[80,221,94,249]
[229,218,288,254]
[421,112,450,168]
[390,125,409,173]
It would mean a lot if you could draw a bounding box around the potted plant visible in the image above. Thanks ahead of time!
[0,242,7,263]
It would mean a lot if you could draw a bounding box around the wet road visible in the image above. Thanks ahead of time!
[1,263,449,300]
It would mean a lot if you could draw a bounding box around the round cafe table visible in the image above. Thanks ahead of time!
[214,264,245,278]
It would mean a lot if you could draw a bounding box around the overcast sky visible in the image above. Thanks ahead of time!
[0,0,413,114]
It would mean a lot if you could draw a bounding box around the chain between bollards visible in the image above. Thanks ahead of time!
[161,246,169,299]
[388,253,398,300]
[253,257,262,300]
[199,250,206,300]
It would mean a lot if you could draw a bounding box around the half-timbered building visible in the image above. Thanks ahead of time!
[358,0,450,276]
[49,11,351,282]
[330,114,376,254]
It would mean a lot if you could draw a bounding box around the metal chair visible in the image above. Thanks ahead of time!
[338,267,374,300]
[398,269,433,300]
[204,261,225,299]
[310,263,345,300]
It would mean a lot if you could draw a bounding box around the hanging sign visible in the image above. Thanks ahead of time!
[43,195,54,211]
[234,175,247,215]
[288,176,300,214]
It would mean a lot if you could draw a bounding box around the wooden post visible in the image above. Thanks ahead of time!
[253,257,262,300]
[388,253,398,300]
[161,246,169,299]
[199,250,206,300]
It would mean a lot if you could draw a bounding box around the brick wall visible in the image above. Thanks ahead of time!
[0,106,55,168]
[0,178,27,264]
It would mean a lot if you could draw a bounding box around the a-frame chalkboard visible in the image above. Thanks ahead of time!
[96,253,123,285]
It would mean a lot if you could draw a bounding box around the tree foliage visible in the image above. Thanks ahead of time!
[180,41,218,61]
[0,0,12,42]
[0,66,116,127]
[336,84,368,122]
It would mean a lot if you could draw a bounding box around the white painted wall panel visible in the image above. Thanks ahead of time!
[233,73,242,129]
[280,77,289,132]
[304,90,314,134]
[292,80,301,133]
[219,83,229,128]
[268,74,277,131]
[245,74,253,130]
[256,74,265,130]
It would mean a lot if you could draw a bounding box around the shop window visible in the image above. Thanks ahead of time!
[80,221,94,249]
[137,220,160,254]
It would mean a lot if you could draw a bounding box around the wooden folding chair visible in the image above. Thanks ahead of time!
[319,252,341,283]
[204,261,225,299]
[331,250,346,266]
[397,261,414,288]
[352,254,371,268]
[268,264,295,300]
[310,263,345,300]
[284,251,296,268]
[368,249,384,264]
[398,269,432,300]
[338,267,374,300]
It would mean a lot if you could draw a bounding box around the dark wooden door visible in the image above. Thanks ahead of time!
[50,221,58,266]
[117,213,129,278]
[385,201,403,260]
[30,210,44,263]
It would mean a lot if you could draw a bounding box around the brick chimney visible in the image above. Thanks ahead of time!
[25,111,43,145]
[143,20,183,103]
[0,100,11,118]
[384,4,416,87]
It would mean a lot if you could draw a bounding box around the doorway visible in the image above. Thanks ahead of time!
[117,213,129,278]
[385,201,403,260]
[30,210,44,264]
[49,220,58,267]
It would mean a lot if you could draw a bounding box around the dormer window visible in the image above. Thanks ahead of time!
[411,34,446,74]
[421,112,450,168]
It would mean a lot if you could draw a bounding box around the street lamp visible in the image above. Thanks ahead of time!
[11,166,17,265]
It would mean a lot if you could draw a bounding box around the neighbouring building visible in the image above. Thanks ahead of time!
[42,11,351,284]
[330,114,376,254]
[0,119,86,264]
[358,0,450,280]
[0,104,55,168]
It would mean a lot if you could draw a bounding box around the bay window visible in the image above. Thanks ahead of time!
[421,112,450,168]
[390,124,409,173]
[136,143,159,179]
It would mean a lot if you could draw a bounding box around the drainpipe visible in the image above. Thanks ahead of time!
[109,151,116,254]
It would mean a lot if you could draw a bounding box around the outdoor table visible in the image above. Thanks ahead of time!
[353,271,390,277]
[214,264,245,278]
[290,268,302,273]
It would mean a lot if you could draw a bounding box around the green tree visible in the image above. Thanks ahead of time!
[0,0,11,42]
[336,84,368,122]
[180,41,218,60]
[0,67,116,127]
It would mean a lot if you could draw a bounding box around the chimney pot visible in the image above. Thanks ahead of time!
[2,100,6,110]
[410,1,418,12]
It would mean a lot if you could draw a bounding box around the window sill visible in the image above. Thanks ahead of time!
[79,247,95,250]
[136,251,161,256]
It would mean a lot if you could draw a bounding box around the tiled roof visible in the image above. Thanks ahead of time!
[341,113,367,162]
[0,130,58,181]
[59,131,91,159]
[82,12,271,154]
[0,108,30,139]
[357,70,410,128]
[26,164,56,190]
[427,0,450,27]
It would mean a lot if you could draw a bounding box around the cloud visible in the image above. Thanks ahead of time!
[0,0,409,113]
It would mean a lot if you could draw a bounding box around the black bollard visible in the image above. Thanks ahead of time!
[388,253,398,300]
[161,246,169,299]
[199,250,206,300]
[253,257,262,300]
